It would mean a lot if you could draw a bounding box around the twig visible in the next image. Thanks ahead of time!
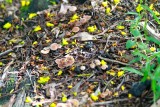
[98,56,130,66]
[91,98,129,106]
[0,45,24,57]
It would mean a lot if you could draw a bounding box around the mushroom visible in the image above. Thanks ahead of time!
[50,43,62,51]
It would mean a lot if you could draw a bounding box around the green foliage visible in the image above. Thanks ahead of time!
[123,3,160,103]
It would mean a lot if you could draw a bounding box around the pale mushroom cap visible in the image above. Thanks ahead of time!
[50,43,62,50]
[90,62,96,69]
[101,64,108,70]
[40,47,50,54]
[94,59,101,66]
[72,27,80,33]
[80,66,86,71]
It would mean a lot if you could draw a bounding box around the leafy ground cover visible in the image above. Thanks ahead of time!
[0,0,160,107]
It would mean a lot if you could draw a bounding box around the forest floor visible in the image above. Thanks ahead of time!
[0,0,160,107]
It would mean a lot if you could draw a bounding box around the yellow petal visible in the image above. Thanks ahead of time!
[117,71,124,77]
[28,13,37,19]
[50,103,56,107]
[90,93,98,101]
[113,0,120,4]
[25,96,33,103]
[121,31,127,36]
[87,25,97,33]
[116,25,125,30]
[33,25,41,32]
[102,1,108,7]
[3,22,12,29]
[150,47,156,52]
[105,7,111,15]
[100,60,107,66]
[71,13,79,20]
[62,96,67,102]
[21,0,26,7]
[57,70,63,76]
[136,4,143,13]
[62,38,69,46]
[37,76,50,84]
[46,22,54,27]
[121,85,125,91]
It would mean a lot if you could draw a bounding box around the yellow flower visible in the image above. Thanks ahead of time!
[102,1,108,7]
[0,62,3,66]
[71,13,79,20]
[150,47,156,52]
[100,60,107,66]
[116,25,125,30]
[136,4,143,13]
[87,25,97,33]
[114,92,119,97]
[62,38,68,46]
[128,93,132,98]
[121,31,127,36]
[28,13,37,19]
[50,103,56,107]
[154,11,160,16]
[113,0,120,5]
[90,93,98,101]
[25,96,33,103]
[110,81,115,84]
[62,96,67,102]
[121,85,125,91]
[46,22,54,27]
[57,70,63,76]
[107,71,116,76]
[149,4,154,10]
[68,85,73,89]
[117,70,124,77]
[32,41,38,46]
[37,76,50,84]
[105,7,111,15]
[33,25,41,32]
[21,0,30,7]
[3,22,12,29]
[73,92,77,96]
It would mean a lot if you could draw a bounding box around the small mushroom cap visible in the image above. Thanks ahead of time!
[80,65,86,71]
[72,27,80,33]
[101,64,108,70]
[94,59,101,66]
[90,62,96,69]
[40,47,50,54]
[50,43,62,50]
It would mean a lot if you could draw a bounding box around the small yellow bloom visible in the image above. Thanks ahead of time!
[110,81,115,84]
[71,39,77,45]
[102,1,108,7]
[25,96,33,103]
[154,11,160,16]
[62,38,68,46]
[32,41,38,45]
[121,85,125,91]
[107,71,116,76]
[114,92,119,97]
[28,13,37,19]
[33,25,41,32]
[150,47,156,52]
[68,85,73,89]
[46,22,54,27]
[100,60,107,66]
[87,25,97,33]
[3,22,12,29]
[71,13,79,20]
[37,76,50,84]
[50,103,56,107]
[149,4,154,10]
[105,7,111,15]
[62,97,67,102]
[117,70,124,77]
[73,92,77,96]
[21,0,26,7]
[90,93,98,101]
[121,31,127,36]
[25,1,30,6]
[0,62,3,66]
[113,0,120,5]
[57,70,63,76]
[136,4,143,13]
[128,93,132,98]
[116,25,125,30]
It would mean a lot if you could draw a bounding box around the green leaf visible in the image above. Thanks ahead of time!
[126,40,136,49]
[131,29,141,37]
[137,42,148,49]
[132,49,148,59]
[129,57,141,64]
[121,67,144,76]
[146,36,160,45]
[142,5,160,24]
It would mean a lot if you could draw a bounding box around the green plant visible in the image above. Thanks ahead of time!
[122,3,160,103]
